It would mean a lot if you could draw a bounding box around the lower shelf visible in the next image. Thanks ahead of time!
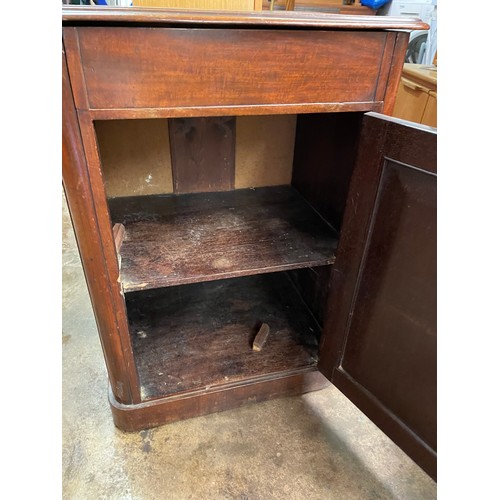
[126,272,323,401]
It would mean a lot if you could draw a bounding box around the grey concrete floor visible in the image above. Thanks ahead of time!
[62,192,436,500]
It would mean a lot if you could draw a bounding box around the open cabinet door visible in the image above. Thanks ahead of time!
[319,112,437,480]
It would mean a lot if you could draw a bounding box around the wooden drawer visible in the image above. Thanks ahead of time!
[65,27,393,114]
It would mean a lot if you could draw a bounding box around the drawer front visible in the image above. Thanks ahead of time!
[70,27,390,111]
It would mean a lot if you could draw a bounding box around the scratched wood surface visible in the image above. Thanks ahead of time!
[108,186,338,291]
[126,272,321,399]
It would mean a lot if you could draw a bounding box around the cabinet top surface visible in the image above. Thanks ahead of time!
[62,6,428,31]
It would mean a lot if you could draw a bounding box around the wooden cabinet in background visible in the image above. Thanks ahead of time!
[62,6,436,480]
[133,0,263,11]
[392,63,437,127]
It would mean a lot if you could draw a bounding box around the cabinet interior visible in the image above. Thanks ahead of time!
[94,112,363,401]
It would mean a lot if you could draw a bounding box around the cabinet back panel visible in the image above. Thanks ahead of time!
[75,28,388,110]
[235,115,296,189]
[95,119,174,198]
[96,116,296,197]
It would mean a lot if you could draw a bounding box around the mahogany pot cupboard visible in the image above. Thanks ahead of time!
[62,6,436,479]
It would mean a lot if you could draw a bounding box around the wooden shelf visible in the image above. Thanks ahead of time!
[126,272,321,400]
[108,186,338,292]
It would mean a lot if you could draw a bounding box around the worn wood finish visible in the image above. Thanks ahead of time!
[110,370,328,431]
[113,223,125,254]
[108,186,338,291]
[319,113,436,479]
[62,9,431,442]
[292,112,363,230]
[76,110,142,404]
[63,50,141,404]
[127,273,321,399]
[71,28,390,111]
[381,32,410,115]
[87,102,383,121]
[169,117,236,193]
[62,6,428,31]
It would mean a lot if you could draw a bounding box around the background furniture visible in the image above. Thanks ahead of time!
[133,0,262,10]
[392,63,437,127]
[62,6,435,478]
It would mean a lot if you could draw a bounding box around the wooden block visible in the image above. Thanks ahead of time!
[253,323,270,351]
[113,223,125,254]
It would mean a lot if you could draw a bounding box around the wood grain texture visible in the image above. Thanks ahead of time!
[126,273,321,399]
[133,0,257,10]
[108,186,338,291]
[62,27,89,111]
[169,117,235,193]
[73,27,389,111]
[113,223,125,253]
[88,101,383,120]
[95,119,173,198]
[63,50,141,404]
[109,371,329,431]
[374,32,397,103]
[381,32,410,115]
[62,8,423,432]
[62,6,429,31]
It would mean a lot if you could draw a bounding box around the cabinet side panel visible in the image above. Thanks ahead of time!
[292,112,363,230]
[63,49,141,404]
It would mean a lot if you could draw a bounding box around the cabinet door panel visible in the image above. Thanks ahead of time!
[319,113,436,479]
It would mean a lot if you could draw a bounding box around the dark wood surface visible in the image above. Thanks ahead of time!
[62,6,429,31]
[71,28,389,111]
[169,117,236,194]
[109,371,329,432]
[319,113,436,479]
[63,50,141,404]
[62,8,428,437]
[381,32,411,115]
[108,186,338,292]
[287,266,332,328]
[292,112,363,230]
[126,273,321,400]
[87,102,383,121]
[253,323,271,352]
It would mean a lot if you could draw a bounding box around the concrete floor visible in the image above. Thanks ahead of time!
[62,192,436,500]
